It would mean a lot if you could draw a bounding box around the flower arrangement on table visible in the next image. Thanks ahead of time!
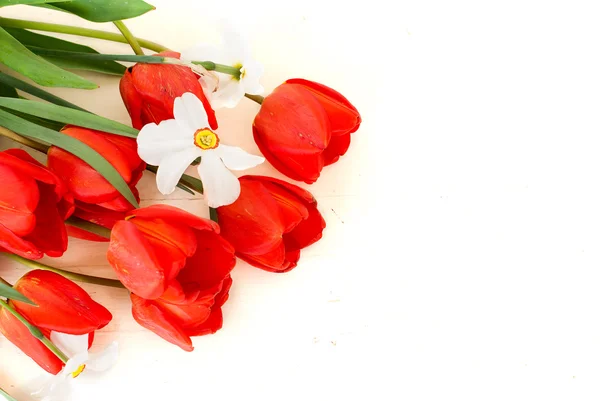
[0,2,361,400]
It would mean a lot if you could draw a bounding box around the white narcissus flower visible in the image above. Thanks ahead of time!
[181,23,264,109]
[136,92,265,207]
[33,332,118,401]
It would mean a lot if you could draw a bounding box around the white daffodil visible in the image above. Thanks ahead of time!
[181,22,264,109]
[33,332,118,401]
[137,92,264,207]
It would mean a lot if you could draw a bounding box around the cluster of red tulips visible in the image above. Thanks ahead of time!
[0,49,361,377]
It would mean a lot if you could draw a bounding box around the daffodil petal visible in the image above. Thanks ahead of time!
[86,342,118,372]
[218,145,264,170]
[197,154,241,207]
[174,92,210,132]
[210,80,245,109]
[242,58,265,95]
[156,147,202,195]
[221,20,250,61]
[50,332,89,359]
[137,119,193,166]
[181,44,224,66]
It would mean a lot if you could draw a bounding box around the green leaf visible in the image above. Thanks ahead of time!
[49,0,155,23]
[0,80,17,98]
[0,109,139,208]
[5,28,126,76]
[0,280,35,305]
[0,26,96,89]
[0,385,18,401]
[0,72,88,111]
[0,0,69,5]
[0,97,137,137]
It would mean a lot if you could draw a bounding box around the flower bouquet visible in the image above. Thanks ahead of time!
[0,2,361,400]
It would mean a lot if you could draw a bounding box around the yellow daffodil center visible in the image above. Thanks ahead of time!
[233,63,245,81]
[194,128,219,150]
[72,364,86,378]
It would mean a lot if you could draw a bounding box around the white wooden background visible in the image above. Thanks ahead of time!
[0,2,380,400]
[6,1,600,401]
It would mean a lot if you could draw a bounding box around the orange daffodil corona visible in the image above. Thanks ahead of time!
[136,92,265,207]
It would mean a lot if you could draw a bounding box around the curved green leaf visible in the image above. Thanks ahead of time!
[0,27,96,89]
[0,97,137,137]
[49,0,155,23]
[0,280,35,305]
[0,72,87,111]
[5,28,126,76]
[0,109,139,208]
[0,0,68,5]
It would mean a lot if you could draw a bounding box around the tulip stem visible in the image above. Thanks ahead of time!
[0,386,17,401]
[65,216,111,240]
[245,94,264,104]
[0,298,69,363]
[0,126,50,154]
[113,20,144,56]
[209,207,219,223]
[3,253,125,289]
[0,17,168,53]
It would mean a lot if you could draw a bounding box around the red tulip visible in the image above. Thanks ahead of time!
[48,126,144,214]
[120,51,217,130]
[107,205,236,350]
[217,175,326,272]
[0,149,74,259]
[0,270,112,374]
[253,78,361,184]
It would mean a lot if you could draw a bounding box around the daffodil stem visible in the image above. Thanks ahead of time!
[113,20,144,56]
[191,61,241,78]
[0,386,17,401]
[245,94,264,104]
[4,253,125,289]
[0,299,69,363]
[0,17,168,53]
[66,217,111,239]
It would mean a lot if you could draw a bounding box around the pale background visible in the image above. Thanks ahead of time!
[1,1,600,400]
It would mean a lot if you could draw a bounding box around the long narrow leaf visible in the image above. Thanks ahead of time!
[0,26,96,89]
[0,280,35,305]
[0,110,139,208]
[47,0,155,23]
[0,0,69,5]
[0,72,88,112]
[0,97,137,137]
[0,385,17,401]
[5,28,126,76]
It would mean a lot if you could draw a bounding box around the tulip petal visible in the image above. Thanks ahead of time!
[157,297,213,331]
[156,147,202,195]
[0,164,39,236]
[0,306,64,374]
[217,178,284,255]
[286,78,361,136]
[239,241,286,271]
[185,307,224,336]
[23,183,69,258]
[323,133,352,166]
[136,119,195,166]
[197,154,241,208]
[131,294,193,352]
[174,92,210,132]
[0,221,43,259]
[12,270,112,335]
[218,145,264,171]
[50,332,89,359]
[176,230,236,292]
[127,204,219,232]
[107,220,166,299]
[131,218,197,258]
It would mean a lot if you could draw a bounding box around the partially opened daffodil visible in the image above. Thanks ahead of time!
[33,332,118,401]
[181,23,264,109]
[136,92,265,207]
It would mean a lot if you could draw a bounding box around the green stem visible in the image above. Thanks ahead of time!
[113,20,144,56]
[66,216,111,239]
[209,207,219,223]
[192,61,241,78]
[245,94,264,104]
[0,299,68,363]
[0,386,17,401]
[0,17,168,53]
[4,253,125,289]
